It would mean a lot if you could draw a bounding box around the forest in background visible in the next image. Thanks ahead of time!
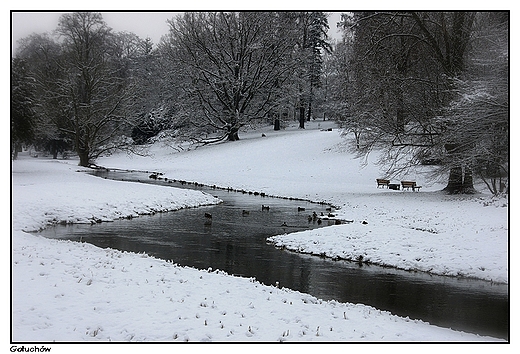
[11,11,509,195]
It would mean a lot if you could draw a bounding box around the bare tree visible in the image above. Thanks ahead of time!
[162,12,296,143]
[48,12,140,166]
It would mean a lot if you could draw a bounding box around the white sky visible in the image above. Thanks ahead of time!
[12,2,515,53]
[11,11,344,54]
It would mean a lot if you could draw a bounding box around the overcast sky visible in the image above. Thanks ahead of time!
[11,11,344,53]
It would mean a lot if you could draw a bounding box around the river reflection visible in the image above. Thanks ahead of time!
[37,170,509,340]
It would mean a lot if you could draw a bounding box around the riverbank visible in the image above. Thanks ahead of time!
[98,121,508,284]
[11,121,509,346]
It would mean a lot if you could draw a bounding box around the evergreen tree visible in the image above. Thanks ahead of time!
[293,12,332,128]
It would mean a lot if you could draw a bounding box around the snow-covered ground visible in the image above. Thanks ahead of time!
[11,121,509,347]
[96,121,509,284]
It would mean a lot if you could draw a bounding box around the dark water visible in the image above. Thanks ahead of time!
[37,169,509,340]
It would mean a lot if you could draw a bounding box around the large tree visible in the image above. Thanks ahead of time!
[162,12,296,142]
[337,12,445,162]
[411,12,478,193]
[52,12,139,166]
[438,12,509,195]
[15,12,139,166]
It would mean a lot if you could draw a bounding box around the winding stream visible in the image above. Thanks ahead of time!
[37,169,509,340]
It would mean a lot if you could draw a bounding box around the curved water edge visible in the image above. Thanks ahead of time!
[89,165,342,209]
[38,167,508,340]
[92,166,506,284]
[267,242,507,285]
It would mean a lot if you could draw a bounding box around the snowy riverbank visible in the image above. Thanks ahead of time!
[97,121,509,284]
[11,121,508,345]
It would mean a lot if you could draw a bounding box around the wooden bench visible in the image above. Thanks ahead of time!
[376,179,390,188]
[401,181,421,192]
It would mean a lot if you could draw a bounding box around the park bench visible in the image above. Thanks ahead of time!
[401,181,421,192]
[376,179,390,188]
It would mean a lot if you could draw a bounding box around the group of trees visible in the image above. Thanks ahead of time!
[11,11,332,165]
[11,11,508,194]
[12,12,147,166]
[161,12,333,142]
[329,12,508,194]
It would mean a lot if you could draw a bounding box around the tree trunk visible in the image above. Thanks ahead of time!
[78,150,90,167]
[443,143,463,194]
[11,143,21,160]
[443,143,476,194]
[299,106,305,129]
[274,119,280,131]
[307,96,312,122]
[354,131,361,149]
[227,126,240,141]
[50,140,58,159]
[462,168,477,194]
[444,166,463,194]
[396,87,405,134]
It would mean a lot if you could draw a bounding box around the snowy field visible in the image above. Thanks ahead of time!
[10,121,510,348]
